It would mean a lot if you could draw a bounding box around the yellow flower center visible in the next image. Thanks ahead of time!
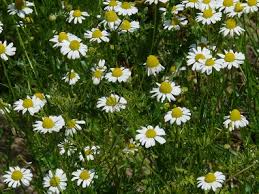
[189,0,198,2]
[224,52,235,62]
[67,119,76,128]
[42,117,55,129]
[120,20,131,30]
[23,99,33,108]
[146,55,160,68]
[50,176,60,187]
[105,11,118,22]
[73,10,82,17]
[84,149,92,155]
[0,44,6,54]
[203,0,211,4]
[204,173,216,183]
[58,32,68,42]
[234,2,244,12]
[11,170,23,181]
[171,17,180,26]
[92,29,103,38]
[15,0,25,10]
[248,0,256,6]
[69,40,80,51]
[159,82,172,94]
[112,68,123,77]
[225,18,236,29]
[128,143,135,149]
[203,8,213,19]
[223,0,234,7]
[93,70,103,78]
[79,170,90,180]
[106,96,117,106]
[171,107,183,118]
[35,92,44,100]
[121,2,132,9]
[24,16,33,23]
[195,53,205,62]
[230,109,241,121]
[109,0,118,6]
[205,58,215,66]
[145,129,157,138]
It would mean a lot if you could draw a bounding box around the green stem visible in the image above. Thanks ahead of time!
[2,62,15,99]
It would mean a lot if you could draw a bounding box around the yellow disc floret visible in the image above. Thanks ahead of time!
[58,32,68,42]
[0,44,6,54]
[223,0,234,7]
[195,53,205,62]
[69,40,80,51]
[205,58,215,66]
[112,68,123,77]
[247,0,256,6]
[42,117,55,129]
[11,170,23,181]
[203,8,213,19]
[224,52,235,62]
[146,55,160,68]
[92,29,103,38]
[171,107,183,118]
[105,11,118,22]
[121,2,132,9]
[159,82,172,94]
[204,173,216,183]
[67,119,76,128]
[106,96,117,106]
[120,20,131,30]
[73,10,82,17]
[225,18,237,29]
[145,128,157,138]
[50,176,60,187]
[79,170,90,180]
[23,99,33,108]
[93,70,103,78]
[230,109,241,121]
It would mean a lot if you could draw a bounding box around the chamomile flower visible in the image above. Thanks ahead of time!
[49,32,77,48]
[67,9,89,24]
[60,37,88,59]
[198,0,219,10]
[223,109,249,131]
[33,115,65,134]
[62,69,80,85]
[79,146,100,161]
[145,0,169,4]
[13,96,41,115]
[159,4,185,15]
[198,57,221,75]
[91,59,107,85]
[3,166,33,188]
[119,20,140,33]
[197,171,225,191]
[136,125,166,148]
[7,0,34,18]
[196,7,222,25]
[182,0,200,9]
[84,28,110,43]
[33,92,49,108]
[0,41,16,61]
[227,1,245,17]
[244,0,259,13]
[103,0,121,11]
[65,119,85,136]
[144,55,165,76]
[72,168,96,188]
[219,18,244,37]
[58,139,77,156]
[97,94,127,113]
[43,169,67,194]
[115,2,138,16]
[102,10,121,30]
[123,138,140,154]
[0,21,3,34]
[163,16,188,31]
[164,107,191,125]
[219,0,237,13]
[186,46,212,71]
[105,67,131,83]
[217,50,245,69]
[150,81,181,102]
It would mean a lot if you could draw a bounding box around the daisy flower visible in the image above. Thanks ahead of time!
[197,171,225,191]
[84,28,110,43]
[33,92,49,108]
[219,18,244,37]
[7,0,34,18]
[217,50,245,69]
[227,1,245,17]
[198,0,219,10]
[159,4,185,15]
[102,11,121,30]
[223,109,249,131]
[182,0,200,9]
[60,37,88,59]
[150,81,181,103]
[62,69,80,85]
[196,7,222,25]
[65,119,86,136]
[72,168,96,188]
[163,16,188,31]
[145,0,169,4]
[13,96,41,115]
[123,138,140,154]
[198,57,221,75]
[244,0,259,13]
[105,67,131,83]
[186,46,212,71]
[67,9,89,24]
[58,139,77,156]
[136,125,166,148]
[0,40,16,61]
[115,2,138,16]
[119,20,140,33]
[91,59,107,85]
[103,0,121,11]
[164,107,191,125]
[3,166,33,188]
[0,21,3,34]
[49,32,76,48]
[79,146,100,161]
[97,94,127,113]
[43,169,67,194]
[143,55,165,76]
[33,115,65,134]
[219,0,237,13]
